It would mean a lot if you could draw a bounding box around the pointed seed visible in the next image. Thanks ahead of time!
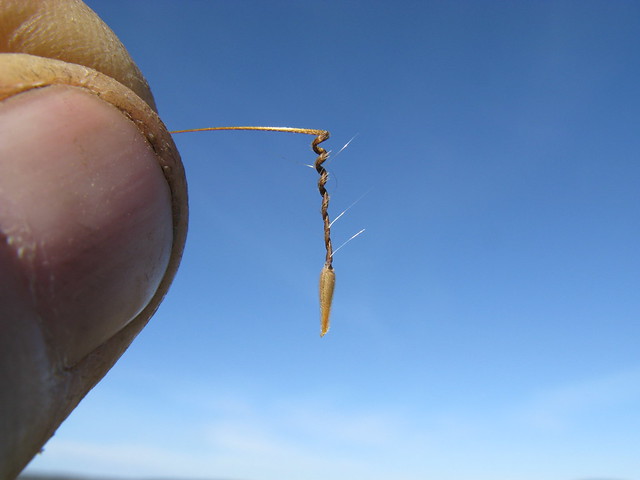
[319,265,336,337]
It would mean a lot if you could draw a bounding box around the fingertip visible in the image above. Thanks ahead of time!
[0,85,174,367]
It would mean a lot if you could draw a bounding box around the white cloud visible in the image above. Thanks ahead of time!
[26,369,640,480]
[27,393,434,480]
[198,398,423,480]
[516,367,640,431]
[28,440,214,478]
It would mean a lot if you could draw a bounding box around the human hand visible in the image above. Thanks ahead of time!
[0,1,187,477]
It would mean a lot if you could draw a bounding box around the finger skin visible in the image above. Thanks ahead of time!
[0,1,189,476]
[0,0,156,109]
[0,85,174,367]
[0,86,174,478]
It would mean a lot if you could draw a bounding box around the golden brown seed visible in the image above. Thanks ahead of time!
[319,265,336,337]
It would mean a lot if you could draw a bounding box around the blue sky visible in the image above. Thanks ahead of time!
[25,1,640,479]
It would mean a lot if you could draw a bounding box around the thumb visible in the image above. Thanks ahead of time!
[0,84,174,477]
[0,0,188,477]
[0,85,174,364]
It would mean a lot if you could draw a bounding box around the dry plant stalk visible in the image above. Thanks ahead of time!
[171,126,335,336]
